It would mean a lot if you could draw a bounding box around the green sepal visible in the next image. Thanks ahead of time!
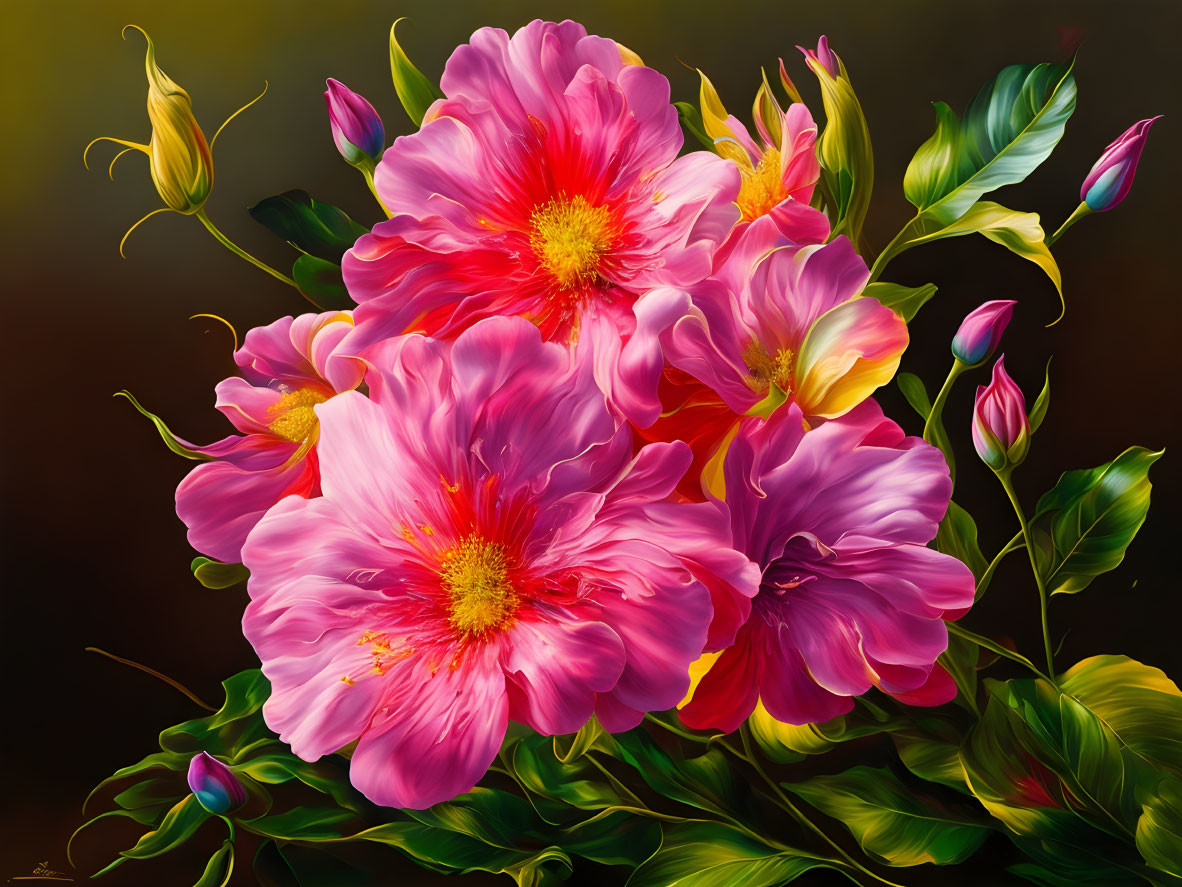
[191,558,250,589]
[192,839,234,887]
[292,254,355,311]
[248,190,369,262]
[115,391,211,461]
[1030,447,1163,595]
[786,765,992,866]
[1029,358,1053,434]
[674,101,716,152]
[390,18,445,127]
[863,281,938,322]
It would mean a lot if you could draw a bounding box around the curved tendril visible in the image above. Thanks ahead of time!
[85,646,217,710]
[211,81,270,148]
[107,147,135,180]
[83,136,148,171]
[190,313,240,353]
[119,207,174,257]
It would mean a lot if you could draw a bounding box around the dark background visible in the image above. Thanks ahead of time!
[2,0,1179,883]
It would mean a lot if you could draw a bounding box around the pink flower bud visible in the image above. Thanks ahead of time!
[1081,116,1162,211]
[972,357,1030,471]
[187,752,246,814]
[324,79,385,166]
[796,36,840,79]
[951,300,1016,366]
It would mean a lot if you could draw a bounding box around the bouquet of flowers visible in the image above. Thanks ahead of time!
[73,18,1176,886]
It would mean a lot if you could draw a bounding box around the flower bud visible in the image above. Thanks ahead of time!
[1081,116,1162,212]
[797,35,839,79]
[325,79,385,166]
[136,27,214,213]
[972,357,1030,471]
[951,300,1016,367]
[187,752,246,814]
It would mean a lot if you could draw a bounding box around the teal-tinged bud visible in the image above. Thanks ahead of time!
[186,752,246,814]
[972,357,1030,471]
[325,78,385,166]
[1081,116,1162,212]
[951,300,1016,367]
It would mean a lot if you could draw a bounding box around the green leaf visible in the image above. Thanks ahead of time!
[115,391,212,461]
[607,731,748,821]
[938,628,981,712]
[894,732,971,794]
[748,699,904,764]
[553,718,605,764]
[245,806,356,842]
[292,254,355,311]
[389,18,445,127]
[1137,776,1182,877]
[1029,359,1052,433]
[803,52,873,245]
[896,372,932,419]
[248,190,369,262]
[674,101,716,152]
[864,281,938,322]
[626,820,847,887]
[787,765,991,866]
[562,810,661,868]
[510,732,627,812]
[120,795,211,860]
[935,500,988,580]
[904,61,1076,226]
[190,558,249,589]
[193,839,234,887]
[1031,447,1163,595]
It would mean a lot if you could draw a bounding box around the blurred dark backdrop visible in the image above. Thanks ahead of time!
[2,0,1179,884]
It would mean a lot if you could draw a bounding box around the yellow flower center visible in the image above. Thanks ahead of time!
[267,388,328,443]
[737,148,786,222]
[742,340,795,394]
[440,535,518,639]
[529,195,614,290]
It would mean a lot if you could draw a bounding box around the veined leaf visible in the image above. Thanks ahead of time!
[896,372,932,419]
[935,501,988,580]
[292,254,355,311]
[786,765,991,866]
[390,18,444,127]
[894,732,971,794]
[626,820,848,887]
[1137,776,1182,877]
[904,61,1076,226]
[248,190,368,262]
[748,699,903,765]
[864,281,938,322]
[1031,447,1163,595]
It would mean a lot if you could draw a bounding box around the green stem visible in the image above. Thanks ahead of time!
[996,471,1057,681]
[946,622,1053,684]
[359,163,393,219]
[644,712,712,744]
[975,530,1024,601]
[731,728,908,887]
[866,221,912,284]
[220,814,236,844]
[1045,201,1091,247]
[922,360,966,447]
[195,210,298,289]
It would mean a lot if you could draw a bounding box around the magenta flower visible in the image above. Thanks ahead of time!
[342,20,740,426]
[240,317,758,809]
[797,35,840,79]
[951,299,1016,367]
[174,312,363,563]
[324,79,385,166]
[1081,116,1162,212]
[679,401,974,731]
[972,356,1030,471]
[187,752,246,814]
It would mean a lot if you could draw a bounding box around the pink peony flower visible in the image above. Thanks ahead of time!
[240,317,758,809]
[342,19,740,426]
[639,216,907,497]
[679,400,974,731]
[174,312,363,563]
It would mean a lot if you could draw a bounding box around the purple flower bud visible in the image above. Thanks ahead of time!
[952,300,1016,367]
[1080,116,1162,212]
[972,357,1030,471]
[324,78,385,166]
[187,752,246,815]
[797,36,840,79]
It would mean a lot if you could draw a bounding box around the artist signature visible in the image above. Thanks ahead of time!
[6,861,73,882]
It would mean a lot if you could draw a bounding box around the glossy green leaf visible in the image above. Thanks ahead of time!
[115,391,211,461]
[939,628,982,712]
[674,101,716,152]
[190,557,249,589]
[510,732,627,812]
[936,500,989,580]
[608,730,747,820]
[554,718,606,764]
[120,795,212,860]
[1137,776,1182,877]
[864,281,938,322]
[245,806,356,842]
[787,765,991,866]
[390,18,445,127]
[904,61,1076,225]
[626,820,847,887]
[193,839,234,887]
[803,52,873,245]
[748,698,903,764]
[894,732,971,794]
[562,810,661,868]
[896,372,932,419]
[248,190,368,262]
[292,254,355,311]
[1031,447,1163,595]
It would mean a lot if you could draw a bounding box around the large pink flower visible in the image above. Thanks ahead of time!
[174,312,362,563]
[240,317,757,809]
[342,20,740,426]
[679,400,974,731]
